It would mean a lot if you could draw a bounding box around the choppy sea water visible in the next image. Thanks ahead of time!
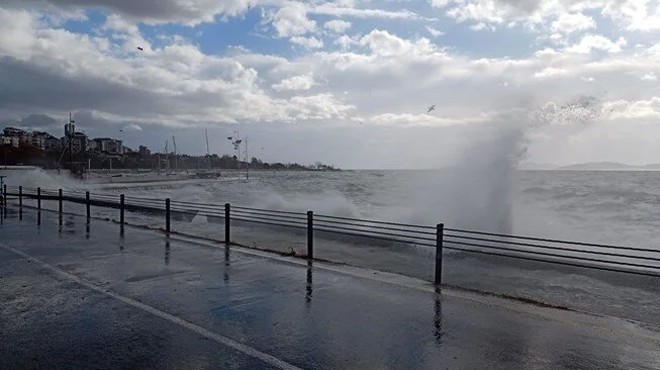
[94,170,660,247]
[9,169,660,325]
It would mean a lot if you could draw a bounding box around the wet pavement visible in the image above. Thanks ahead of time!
[1,207,660,369]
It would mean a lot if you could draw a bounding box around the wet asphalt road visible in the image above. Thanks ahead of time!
[1,207,660,369]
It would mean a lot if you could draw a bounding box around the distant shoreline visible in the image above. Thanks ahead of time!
[519,161,660,171]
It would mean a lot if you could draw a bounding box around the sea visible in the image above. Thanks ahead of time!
[6,168,660,325]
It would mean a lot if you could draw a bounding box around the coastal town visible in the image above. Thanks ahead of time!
[0,120,337,173]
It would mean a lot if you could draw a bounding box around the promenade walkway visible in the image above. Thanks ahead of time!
[1,207,659,369]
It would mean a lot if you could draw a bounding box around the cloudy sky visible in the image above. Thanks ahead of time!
[1,0,659,168]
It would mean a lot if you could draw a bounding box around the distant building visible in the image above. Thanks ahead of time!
[87,139,99,152]
[41,133,61,152]
[61,132,88,154]
[59,121,89,154]
[1,122,131,157]
[2,127,29,148]
[93,138,123,155]
[1,128,59,151]
[30,131,57,151]
[139,145,151,156]
[3,127,26,137]
[1,136,20,148]
[29,134,45,150]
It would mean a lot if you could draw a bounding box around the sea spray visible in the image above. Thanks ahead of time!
[402,96,606,233]
[0,167,83,190]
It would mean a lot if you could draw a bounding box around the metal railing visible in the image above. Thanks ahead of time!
[4,184,660,285]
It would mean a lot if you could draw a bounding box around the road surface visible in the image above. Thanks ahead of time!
[1,207,659,369]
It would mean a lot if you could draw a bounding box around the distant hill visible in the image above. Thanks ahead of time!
[557,162,660,171]
[517,162,558,170]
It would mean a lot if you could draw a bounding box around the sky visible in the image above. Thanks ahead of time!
[1,0,660,169]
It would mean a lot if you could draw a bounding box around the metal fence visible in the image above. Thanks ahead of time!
[4,184,660,284]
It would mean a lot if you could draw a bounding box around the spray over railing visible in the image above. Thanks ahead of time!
[3,185,660,286]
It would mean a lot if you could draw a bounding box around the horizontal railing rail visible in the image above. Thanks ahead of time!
[3,184,660,285]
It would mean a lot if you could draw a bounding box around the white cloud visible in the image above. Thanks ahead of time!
[432,0,660,34]
[290,36,324,49]
[534,67,568,78]
[430,0,451,7]
[359,30,410,55]
[123,123,143,132]
[550,12,595,34]
[567,35,627,54]
[641,72,658,81]
[335,34,358,49]
[602,0,660,31]
[359,29,434,56]
[273,73,317,91]
[605,97,660,119]
[366,113,477,126]
[286,94,354,120]
[0,8,35,60]
[0,7,353,127]
[426,26,445,37]
[324,19,352,33]
[102,14,153,53]
[310,2,421,19]
[270,2,316,37]
[470,22,493,31]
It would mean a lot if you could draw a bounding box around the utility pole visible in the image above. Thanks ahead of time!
[227,131,242,173]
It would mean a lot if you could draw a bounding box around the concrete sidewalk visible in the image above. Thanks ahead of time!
[1,207,660,369]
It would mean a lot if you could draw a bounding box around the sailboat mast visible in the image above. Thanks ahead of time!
[172,135,178,172]
[205,129,211,170]
[164,139,169,171]
[245,137,249,180]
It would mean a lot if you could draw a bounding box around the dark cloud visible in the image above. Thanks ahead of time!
[6,0,253,24]
[497,0,543,14]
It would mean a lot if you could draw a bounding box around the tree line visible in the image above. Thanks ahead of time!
[0,142,339,171]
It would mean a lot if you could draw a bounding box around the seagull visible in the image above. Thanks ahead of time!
[137,46,144,51]
[427,105,436,113]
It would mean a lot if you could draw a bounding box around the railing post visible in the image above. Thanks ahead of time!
[165,198,171,233]
[18,186,22,220]
[37,187,41,210]
[85,191,90,222]
[1,185,5,218]
[307,211,314,259]
[120,194,125,226]
[224,203,230,244]
[58,188,63,226]
[435,223,444,285]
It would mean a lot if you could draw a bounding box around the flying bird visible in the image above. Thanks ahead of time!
[426,105,436,113]
[137,46,144,51]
